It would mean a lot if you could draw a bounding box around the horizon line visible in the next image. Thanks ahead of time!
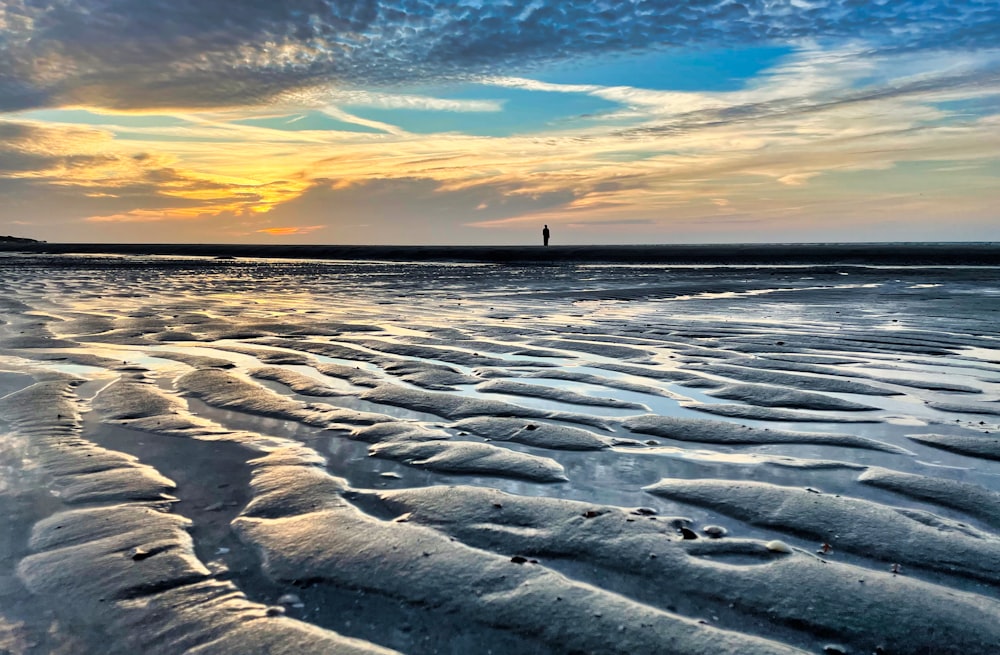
[3,241,999,266]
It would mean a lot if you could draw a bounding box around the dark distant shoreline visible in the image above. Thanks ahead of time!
[2,242,1000,266]
[0,235,43,244]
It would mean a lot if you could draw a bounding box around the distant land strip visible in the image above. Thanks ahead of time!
[0,235,44,244]
[2,242,1000,266]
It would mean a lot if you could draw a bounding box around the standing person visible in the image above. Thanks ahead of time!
[542,224,550,246]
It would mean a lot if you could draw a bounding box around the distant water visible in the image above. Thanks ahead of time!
[2,241,999,265]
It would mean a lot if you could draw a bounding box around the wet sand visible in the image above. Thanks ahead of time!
[3,241,1000,265]
[0,249,999,654]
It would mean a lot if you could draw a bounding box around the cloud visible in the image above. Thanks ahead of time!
[0,119,293,238]
[246,176,580,243]
[85,209,185,223]
[777,172,820,186]
[0,174,209,240]
[564,219,655,227]
[478,46,1000,188]
[549,46,1000,139]
[0,120,114,172]
[257,225,326,236]
[3,13,999,247]
[322,90,502,112]
[2,1,999,112]
[318,106,406,135]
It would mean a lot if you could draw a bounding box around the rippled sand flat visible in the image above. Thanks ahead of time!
[1,251,999,654]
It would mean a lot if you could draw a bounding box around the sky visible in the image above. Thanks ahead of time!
[1,1,999,246]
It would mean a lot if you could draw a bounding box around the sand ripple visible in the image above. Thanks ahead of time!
[0,253,998,653]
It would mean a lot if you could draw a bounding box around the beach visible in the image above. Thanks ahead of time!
[1,246,999,654]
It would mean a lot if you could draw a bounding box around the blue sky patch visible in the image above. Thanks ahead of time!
[536,46,795,92]
[342,86,621,136]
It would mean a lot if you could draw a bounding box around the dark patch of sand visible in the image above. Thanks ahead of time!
[477,378,648,410]
[907,432,1000,461]
[645,478,1000,584]
[452,417,611,450]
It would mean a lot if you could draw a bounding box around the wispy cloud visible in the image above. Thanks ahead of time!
[319,106,407,135]
[257,225,327,236]
[323,91,503,113]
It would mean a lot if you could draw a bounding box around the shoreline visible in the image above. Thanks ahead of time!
[2,241,1000,265]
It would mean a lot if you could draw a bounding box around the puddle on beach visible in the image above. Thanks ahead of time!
[1,254,999,655]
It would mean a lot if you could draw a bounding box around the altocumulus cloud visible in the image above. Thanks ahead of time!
[1,0,999,112]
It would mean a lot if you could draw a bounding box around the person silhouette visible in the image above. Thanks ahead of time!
[542,224,550,246]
